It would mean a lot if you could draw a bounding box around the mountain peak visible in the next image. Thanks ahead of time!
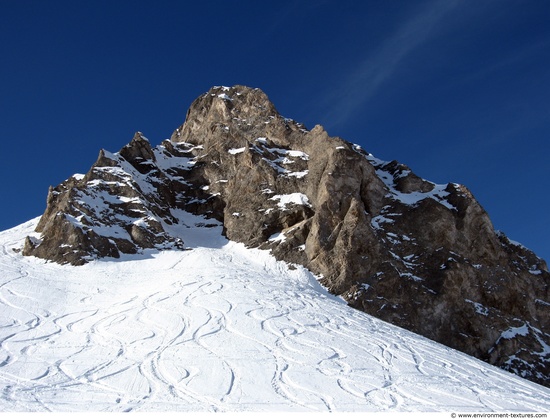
[21,85,550,387]
[170,85,305,151]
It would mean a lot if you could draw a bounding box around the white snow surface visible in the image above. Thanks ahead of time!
[1,217,549,412]
[228,147,246,155]
[270,193,311,210]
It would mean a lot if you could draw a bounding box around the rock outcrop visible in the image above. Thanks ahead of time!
[23,85,550,386]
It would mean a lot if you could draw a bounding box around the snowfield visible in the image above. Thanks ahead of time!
[1,215,549,412]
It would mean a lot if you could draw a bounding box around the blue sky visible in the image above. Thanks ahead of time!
[1,0,549,263]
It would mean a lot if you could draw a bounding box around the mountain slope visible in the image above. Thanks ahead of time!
[2,217,550,412]
[20,85,550,386]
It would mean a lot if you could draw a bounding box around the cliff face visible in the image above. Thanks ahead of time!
[23,85,550,386]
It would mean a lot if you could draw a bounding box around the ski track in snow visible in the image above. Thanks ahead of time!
[0,218,549,412]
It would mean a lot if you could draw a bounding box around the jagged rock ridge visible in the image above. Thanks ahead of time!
[23,85,550,387]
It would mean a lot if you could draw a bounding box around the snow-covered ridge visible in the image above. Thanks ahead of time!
[364,152,456,210]
[60,140,201,253]
[1,218,549,412]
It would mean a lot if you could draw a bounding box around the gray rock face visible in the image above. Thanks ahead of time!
[23,85,550,387]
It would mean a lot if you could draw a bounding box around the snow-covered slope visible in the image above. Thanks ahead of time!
[1,215,549,412]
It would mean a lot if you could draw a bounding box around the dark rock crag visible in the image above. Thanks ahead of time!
[23,85,550,387]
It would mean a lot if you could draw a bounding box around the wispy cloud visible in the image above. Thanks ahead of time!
[320,0,460,127]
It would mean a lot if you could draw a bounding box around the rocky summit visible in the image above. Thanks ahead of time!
[23,85,550,387]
